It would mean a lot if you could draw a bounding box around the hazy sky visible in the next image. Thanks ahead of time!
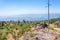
[0,0,60,16]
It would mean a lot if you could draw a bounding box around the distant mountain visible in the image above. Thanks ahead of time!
[0,14,60,21]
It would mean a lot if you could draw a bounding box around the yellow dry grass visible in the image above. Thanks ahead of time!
[49,24,60,33]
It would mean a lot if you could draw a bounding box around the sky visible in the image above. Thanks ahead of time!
[0,0,60,16]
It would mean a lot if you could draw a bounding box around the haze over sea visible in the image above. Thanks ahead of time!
[0,0,60,21]
[0,13,60,21]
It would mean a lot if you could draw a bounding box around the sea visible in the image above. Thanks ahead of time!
[0,13,60,21]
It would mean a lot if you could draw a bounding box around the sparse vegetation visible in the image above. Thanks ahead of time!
[0,18,60,40]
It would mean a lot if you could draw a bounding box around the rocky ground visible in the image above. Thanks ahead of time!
[22,29,60,40]
[7,28,60,40]
[6,21,60,40]
[7,29,60,40]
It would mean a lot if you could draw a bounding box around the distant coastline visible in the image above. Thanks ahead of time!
[0,13,60,21]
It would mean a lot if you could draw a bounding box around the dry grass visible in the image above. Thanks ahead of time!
[49,24,60,33]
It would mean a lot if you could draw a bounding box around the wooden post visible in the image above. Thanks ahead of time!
[48,0,50,31]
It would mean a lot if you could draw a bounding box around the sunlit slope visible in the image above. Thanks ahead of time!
[50,24,60,32]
